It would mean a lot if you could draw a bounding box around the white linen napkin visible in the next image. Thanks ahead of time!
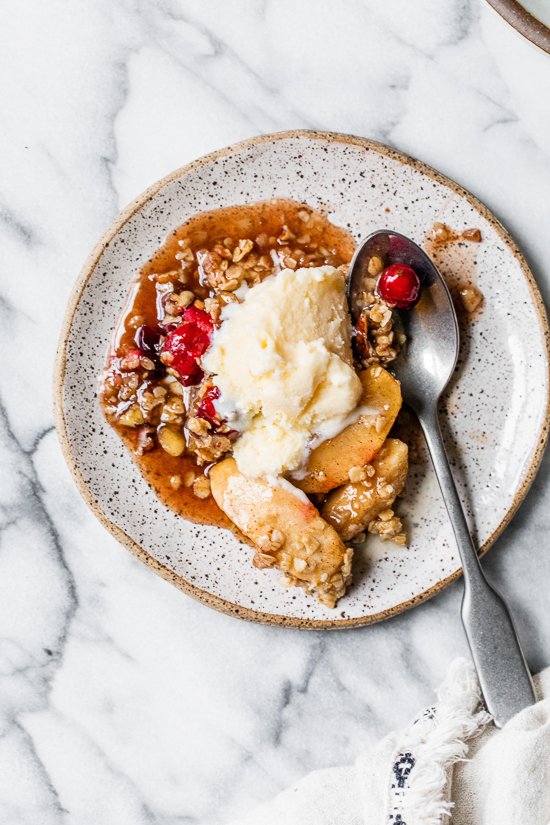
[229,659,550,825]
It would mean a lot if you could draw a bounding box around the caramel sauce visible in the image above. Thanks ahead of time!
[129,441,229,528]
[100,199,356,529]
[424,223,484,323]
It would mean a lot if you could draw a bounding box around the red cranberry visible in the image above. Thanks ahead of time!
[196,385,221,428]
[135,324,162,355]
[161,307,214,385]
[184,371,204,387]
[182,305,214,334]
[178,360,204,387]
[377,263,421,309]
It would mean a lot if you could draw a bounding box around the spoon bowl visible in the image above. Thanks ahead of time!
[348,230,536,727]
[347,230,459,415]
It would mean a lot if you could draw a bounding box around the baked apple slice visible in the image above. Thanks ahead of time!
[321,438,408,542]
[295,365,402,494]
[210,458,352,608]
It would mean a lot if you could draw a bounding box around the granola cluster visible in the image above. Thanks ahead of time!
[281,545,354,609]
[253,523,354,609]
[352,256,405,369]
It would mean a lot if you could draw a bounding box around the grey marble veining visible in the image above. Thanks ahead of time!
[1,1,550,822]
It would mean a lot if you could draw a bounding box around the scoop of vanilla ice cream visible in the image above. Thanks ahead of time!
[203,265,362,477]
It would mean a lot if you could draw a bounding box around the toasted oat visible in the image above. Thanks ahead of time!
[161,395,185,425]
[431,223,482,247]
[119,404,145,428]
[459,285,483,314]
[270,529,285,549]
[368,508,406,545]
[118,385,135,402]
[367,255,384,277]
[233,239,254,262]
[183,470,196,487]
[348,465,367,483]
[223,278,241,292]
[300,533,320,554]
[461,228,482,242]
[431,222,452,244]
[139,356,156,371]
[377,481,395,498]
[188,432,232,464]
[120,351,141,371]
[279,225,295,242]
[161,377,181,397]
[176,290,195,308]
[204,296,222,322]
[187,416,210,436]
[140,389,164,412]
[258,528,286,553]
[192,475,211,499]
[253,552,277,569]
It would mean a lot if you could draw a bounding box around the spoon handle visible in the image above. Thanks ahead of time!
[419,408,536,727]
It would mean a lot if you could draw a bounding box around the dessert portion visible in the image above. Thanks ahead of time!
[99,199,412,608]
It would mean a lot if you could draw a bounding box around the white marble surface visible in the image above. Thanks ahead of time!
[2,1,550,822]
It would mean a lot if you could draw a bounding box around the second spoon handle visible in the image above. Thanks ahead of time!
[419,408,536,727]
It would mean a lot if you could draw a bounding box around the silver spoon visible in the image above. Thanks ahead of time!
[348,229,536,727]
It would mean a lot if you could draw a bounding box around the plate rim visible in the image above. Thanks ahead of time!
[484,0,550,54]
[53,129,550,630]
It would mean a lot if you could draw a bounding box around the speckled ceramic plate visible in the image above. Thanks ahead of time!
[54,131,550,629]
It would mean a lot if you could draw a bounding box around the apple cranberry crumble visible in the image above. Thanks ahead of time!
[99,199,411,607]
